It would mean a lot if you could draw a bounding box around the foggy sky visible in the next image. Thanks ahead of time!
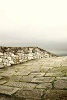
[0,0,67,56]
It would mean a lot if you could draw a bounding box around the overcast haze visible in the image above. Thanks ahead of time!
[0,0,67,56]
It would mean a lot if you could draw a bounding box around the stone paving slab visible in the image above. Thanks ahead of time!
[0,85,19,95]
[56,77,67,80]
[19,75,34,82]
[31,77,55,83]
[0,57,67,99]
[0,94,21,100]
[45,72,65,77]
[0,70,16,76]
[49,67,67,73]
[44,90,67,100]
[36,83,52,89]
[30,72,45,77]
[0,80,7,85]
[14,71,30,76]
[4,81,37,90]
[30,68,41,72]
[0,76,3,80]
[14,89,46,100]
[9,75,22,82]
[54,79,67,89]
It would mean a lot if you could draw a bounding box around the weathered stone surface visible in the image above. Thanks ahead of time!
[7,57,12,60]
[0,64,4,69]
[44,90,67,100]
[0,47,58,69]
[6,63,11,67]
[0,85,19,95]
[31,77,55,83]
[0,58,2,62]
[15,89,45,99]
[30,72,45,77]
[0,80,7,85]
[36,83,52,89]
[39,67,51,72]
[0,56,67,99]
[56,77,67,80]
[4,82,26,88]
[0,94,21,100]
[66,73,67,76]
[4,82,37,90]
[0,52,3,56]
[0,76,3,80]
[54,79,67,89]
[9,75,22,82]
[9,60,14,64]
[14,71,30,76]
[20,75,34,82]
[0,70,15,76]
[45,72,65,77]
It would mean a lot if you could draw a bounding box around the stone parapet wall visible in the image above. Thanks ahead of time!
[0,46,58,68]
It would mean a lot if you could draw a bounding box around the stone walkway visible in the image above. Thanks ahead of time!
[0,57,67,100]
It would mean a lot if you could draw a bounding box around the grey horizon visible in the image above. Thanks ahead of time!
[0,0,67,56]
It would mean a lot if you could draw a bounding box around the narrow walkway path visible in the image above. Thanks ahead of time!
[0,57,67,100]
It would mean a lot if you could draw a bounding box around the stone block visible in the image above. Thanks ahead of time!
[7,57,12,60]
[0,64,4,69]
[9,60,14,64]
[15,89,45,99]
[0,76,3,80]
[19,59,23,63]
[31,77,55,83]
[56,77,67,80]
[0,85,19,95]
[54,79,67,89]
[0,70,15,76]
[6,63,11,67]
[0,80,7,85]
[9,75,21,82]
[20,75,34,82]
[44,90,67,100]
[30,72,45,77]
[14,71,30,76]
[5,82,36,90]
[36,83,52,89]
[45,72,65,77]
